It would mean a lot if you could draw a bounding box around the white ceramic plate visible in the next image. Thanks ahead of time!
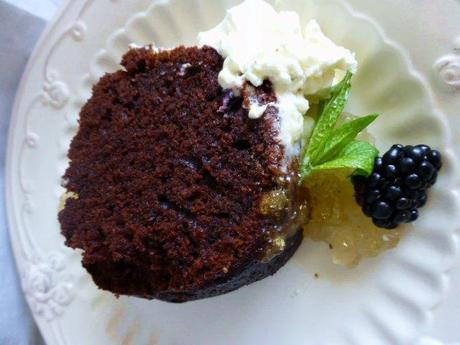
[6,1,460,344]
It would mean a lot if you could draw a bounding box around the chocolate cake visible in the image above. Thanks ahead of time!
[59,46,304,302]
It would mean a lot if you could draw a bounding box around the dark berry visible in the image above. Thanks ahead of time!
[419,161,435,181]
[352,175,367,196]
[380,180,391,190]
[374,157,384,173]
[384,164,397,178]
[399,157,416,175]
[403,145,414,154]
[405,189,422,199]
[384,185,402,201]
[405,174,422,190]
[373,218,390,228]
[352,143,442,230]
[383,147,403,165]
[365,189,381,204]
[352,175,366,186]
[396,197,411,210]
[363,204,373,217]
[415,144,431,156]
[394,210,411,224]
[384,222,398,230]
[372,202,393,220]
[416,193,428,208]
[373,217,397,229]
[368,172,382,188]
[427,174,438,187]
[354,187,367,202]
[393,177,404,186]
[427,150,442,170]
[406,146,424,162]
[374,218,397,230]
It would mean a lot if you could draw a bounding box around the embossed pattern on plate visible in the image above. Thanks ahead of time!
[6,0,460,344]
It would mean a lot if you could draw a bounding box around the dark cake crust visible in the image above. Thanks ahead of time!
[59,46,303,302]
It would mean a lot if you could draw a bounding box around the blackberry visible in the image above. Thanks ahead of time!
[352,144,442,229]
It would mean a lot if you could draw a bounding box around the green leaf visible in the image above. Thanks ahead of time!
[310,140,379,176]
[298,71,380,184]
[314,114,379,165]
[305,71,352,163]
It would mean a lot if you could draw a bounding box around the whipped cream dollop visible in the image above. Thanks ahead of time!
[198,0,357,156]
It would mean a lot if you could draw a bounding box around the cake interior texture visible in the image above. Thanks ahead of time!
[59,46,303,302]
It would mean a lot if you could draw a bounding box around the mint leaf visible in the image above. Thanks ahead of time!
[305,71,352,163]
[310,140,379,176]
[314,114,378,165]
[299,72,380,184]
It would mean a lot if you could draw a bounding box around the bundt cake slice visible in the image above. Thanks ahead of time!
[58,46,304,302]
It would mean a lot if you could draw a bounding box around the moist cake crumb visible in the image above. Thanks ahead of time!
[58,46,303,302]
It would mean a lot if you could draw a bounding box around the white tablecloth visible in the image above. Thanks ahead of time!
[0,1,458,344]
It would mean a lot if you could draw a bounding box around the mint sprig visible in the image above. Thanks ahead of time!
[310,140,379,175]
[299,72,379,183]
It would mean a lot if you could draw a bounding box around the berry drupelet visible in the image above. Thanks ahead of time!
[353,144,442,229]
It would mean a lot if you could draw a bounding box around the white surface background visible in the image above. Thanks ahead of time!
[0,0,458,344]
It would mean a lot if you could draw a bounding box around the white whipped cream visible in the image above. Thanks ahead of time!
[198,0,357,157]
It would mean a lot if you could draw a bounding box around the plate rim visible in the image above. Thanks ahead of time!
[5,1,87,344]
[5,1,460,344]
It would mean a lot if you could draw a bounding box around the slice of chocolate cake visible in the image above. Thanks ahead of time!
[59,46,305,302]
